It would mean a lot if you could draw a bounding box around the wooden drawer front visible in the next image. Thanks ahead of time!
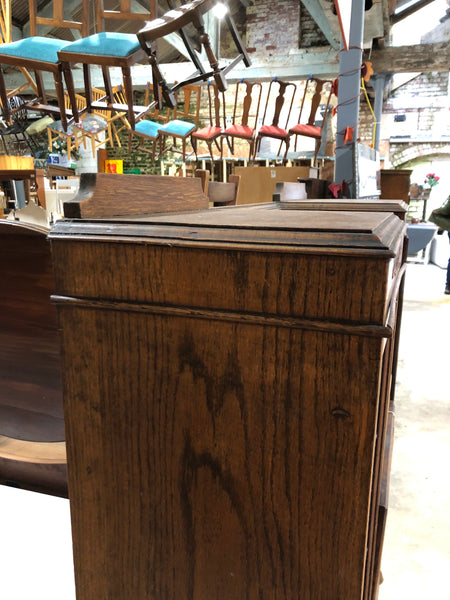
[52,240,392,325]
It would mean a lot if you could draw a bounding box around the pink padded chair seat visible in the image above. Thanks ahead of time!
[289,123,321,138]
[258,124,288,138]
[224,124,254,139]
[192,125,222,140]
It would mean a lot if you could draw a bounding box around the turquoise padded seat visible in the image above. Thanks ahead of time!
[59,33,141,58]
[0,37,67,63]
[135,120,161,138]
[158,119,196,137]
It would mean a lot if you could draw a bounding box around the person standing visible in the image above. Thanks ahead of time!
[429,195,450,295]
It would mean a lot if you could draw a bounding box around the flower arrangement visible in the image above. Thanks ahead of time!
[49,137,80,160]
[424,173,440,188]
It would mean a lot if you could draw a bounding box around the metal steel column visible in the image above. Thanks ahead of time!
[372,73,386,151]
[334,0,365,198]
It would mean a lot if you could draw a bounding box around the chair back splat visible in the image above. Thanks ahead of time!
[47,90,87,161]
[191,81,227,162]
[254,78,297,163]
[222,80,262,161]
[137,0,251,101]
[58,0,155,131]
[0,0,90,130]
[287,77,334,165]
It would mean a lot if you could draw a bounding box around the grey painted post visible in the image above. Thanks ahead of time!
[372,74,386,152]
[334,0,365,198]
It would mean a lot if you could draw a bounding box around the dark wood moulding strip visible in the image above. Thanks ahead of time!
[51,295,394,339]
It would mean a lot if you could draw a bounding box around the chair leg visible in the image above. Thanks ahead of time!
[151,137,158,162]
[282,136,291,164]
[82,64,93,113]
[128,129,134,154]
[122,66,135,130]
[248,139,255,162]
[61,62,80,123]
[101,66,114,105]
[89,133,96,158]
[0,70,10,124]
[191,135,198,161]
[313,138,321,166]
[53,69,68,132]
[111,123,121,147]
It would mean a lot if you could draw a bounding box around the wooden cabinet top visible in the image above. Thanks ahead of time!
[51,202,405,259]
[50,203,406,330]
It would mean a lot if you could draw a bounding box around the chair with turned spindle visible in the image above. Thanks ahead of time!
[58,0,156,133]
[0,0,90,131]
[137,0,251,102]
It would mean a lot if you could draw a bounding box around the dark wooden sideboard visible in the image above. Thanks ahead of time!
[49,200,406,600]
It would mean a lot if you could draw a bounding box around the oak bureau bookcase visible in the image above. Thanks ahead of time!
[49,178,406,600]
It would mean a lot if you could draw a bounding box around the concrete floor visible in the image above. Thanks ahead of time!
[379,262,450,600]
[0,262,449,599]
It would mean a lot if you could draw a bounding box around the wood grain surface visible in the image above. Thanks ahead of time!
[63,173,209,219]
[0,220,67,496]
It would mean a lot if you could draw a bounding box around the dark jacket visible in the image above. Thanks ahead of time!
[428,196,450,233]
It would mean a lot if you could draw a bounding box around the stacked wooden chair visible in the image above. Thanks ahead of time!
[0,96,40,155]
[72,87,128,158]
[58,0,155,132]
[128,82,171,161]
[47,91,87,161]
[253,78,297,163]
[157,84,202,162]
[222,80,262,161]
[0,0,90,131]
[285,77,334,164]
[137,0,251,100]
[191,81,228,162]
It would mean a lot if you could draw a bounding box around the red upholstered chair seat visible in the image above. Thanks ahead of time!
[258,124,288,138]
[224,124,254,139]
[289,123,321,138]
[192,125,222,140]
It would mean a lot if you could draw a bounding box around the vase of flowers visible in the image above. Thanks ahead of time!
[424,173,440,189]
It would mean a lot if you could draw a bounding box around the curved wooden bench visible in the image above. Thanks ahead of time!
[0,435,67,497]
[0,219,67,497]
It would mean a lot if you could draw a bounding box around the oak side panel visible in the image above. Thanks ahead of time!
[59,305,384,600]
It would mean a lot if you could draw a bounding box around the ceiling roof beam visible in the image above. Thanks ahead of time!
[391,0,437,24]
[371,41,450,72]
[3,41,449,93]
[300,0,340,49]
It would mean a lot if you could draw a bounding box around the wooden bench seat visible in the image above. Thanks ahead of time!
[0,220,67,497]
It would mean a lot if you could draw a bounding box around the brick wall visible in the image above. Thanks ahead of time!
[246,0,300,56]
[245,0,327,57]
[389,72,449,100]
[299,3,329,47]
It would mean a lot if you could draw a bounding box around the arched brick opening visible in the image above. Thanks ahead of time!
[389,142,450,168]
